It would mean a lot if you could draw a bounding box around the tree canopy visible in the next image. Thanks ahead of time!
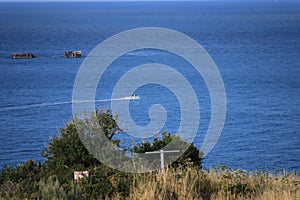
[133,131,202,169]
[42,110,202,172]
[42,110,122,172]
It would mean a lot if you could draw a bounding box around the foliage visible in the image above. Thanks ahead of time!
[1,161,300,200]
[41,110,121,173]
[133,131,202,169]
[1,109,299,199]
[0,160,47,199]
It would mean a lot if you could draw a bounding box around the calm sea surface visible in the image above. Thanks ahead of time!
[0,2,299,171]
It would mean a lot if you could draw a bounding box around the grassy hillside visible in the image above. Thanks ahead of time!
[1,163,299,199]
[129,166,300,200]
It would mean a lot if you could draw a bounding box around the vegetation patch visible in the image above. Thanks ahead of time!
[0,110,299,199]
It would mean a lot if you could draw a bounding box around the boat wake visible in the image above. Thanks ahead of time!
[0,95,140,112]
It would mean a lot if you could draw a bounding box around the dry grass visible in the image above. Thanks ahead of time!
[129,166,300,200]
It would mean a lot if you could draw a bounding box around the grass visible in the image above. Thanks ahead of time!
[0,163,299,199]
[129,166,300,200]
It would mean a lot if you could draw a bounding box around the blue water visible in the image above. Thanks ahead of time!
[0,1,299,171]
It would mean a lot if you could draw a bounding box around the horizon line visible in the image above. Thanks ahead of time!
[0,0,291,2]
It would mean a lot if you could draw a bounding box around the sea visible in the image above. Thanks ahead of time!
[0,1,299,172]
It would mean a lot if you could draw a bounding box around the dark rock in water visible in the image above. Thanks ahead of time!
[12,53,36,59]
[64,51,82,58]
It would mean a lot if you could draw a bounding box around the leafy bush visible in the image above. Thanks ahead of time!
[1,109,299,199]
[133,131,202,169]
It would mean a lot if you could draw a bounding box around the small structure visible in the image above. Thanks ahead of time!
[12,53,35,59]
[145,149,180,174]
[74,171,89,182]
[64,51,82,58]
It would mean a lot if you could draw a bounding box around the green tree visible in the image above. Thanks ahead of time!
[0,160,47,199]
[133,131,202,169]
[41,110,121,172]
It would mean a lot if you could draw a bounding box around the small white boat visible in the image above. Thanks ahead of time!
[124,95,140,100]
